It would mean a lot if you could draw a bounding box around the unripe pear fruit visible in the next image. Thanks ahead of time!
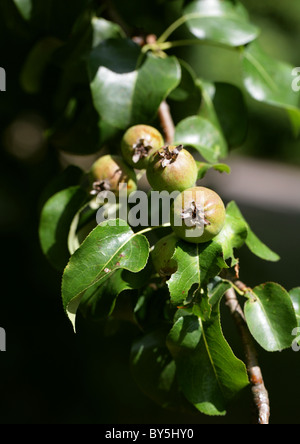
[121,125,164,170]
[89,155,137,196]
[151,234,179,278]
[146,145,198,193]
[171,187,226,244]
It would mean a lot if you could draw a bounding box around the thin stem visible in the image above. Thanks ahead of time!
[157,14,192,43]
[225,288,270,425]
[158,101,176,145]
[222,279,246,297]
[157,12,247,45]
[158,39,237,52]
[137,223,171,237]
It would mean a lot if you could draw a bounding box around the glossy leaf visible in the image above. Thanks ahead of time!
[13,0,32,20]
[80,271,131,321]
[167,309,202,358]
[92,17,125,48]
[61,221,150,330]
[242,42,300,135]
[290,288,300,326]
[80,266,152,321]
[89,41,181,129]
[196,162,231,180]
[174,115,228,163]
[245,283,298,352]
[168,59,197,102]
[184,0,259,47]
[208,277,232,307]
[198,81,220,128]
[214,201,248,266]
[39,186,88,272]
[168,240,226,306]
[228,201,280,262]
[213,83,248,147]
[168,306,249,416]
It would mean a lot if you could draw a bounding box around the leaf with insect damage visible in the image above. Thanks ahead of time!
[61,220,150,331]
[167,240,226,306]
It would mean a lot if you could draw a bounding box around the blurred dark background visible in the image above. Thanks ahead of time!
[0,0,299,424]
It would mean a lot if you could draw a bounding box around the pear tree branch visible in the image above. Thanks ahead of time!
[225,287,270,425]
[158,101,176,145]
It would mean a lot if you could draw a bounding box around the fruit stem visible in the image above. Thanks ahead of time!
[157,14,193,44]
[222,279,248,297]
[157,39,239,52]
[137,223,171,237]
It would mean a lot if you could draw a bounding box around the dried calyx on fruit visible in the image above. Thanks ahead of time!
[89,155,137,197]
[181,201,211,228]
[121,125,164,170]
[146,145,198,193]
[158,145,183,168]
[171,186,226,244]
[90,179,113,196]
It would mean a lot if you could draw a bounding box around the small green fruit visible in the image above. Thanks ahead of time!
[121,125,164,169]
[121,125,164,170]
[171,186,226,244]
[151,234,178,278]
[146,145,198,193]
[89,155,137,196]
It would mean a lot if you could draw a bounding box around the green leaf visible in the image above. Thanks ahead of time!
[39,186,88,272]
[242,42,300,135]
[198,80,221,128]
[196,162,231,180]
[80,265,152,321]
[228,201,280,262]
[168,59,197,102]
[167,240,226,306]
[213,83,248,147]
[89,41,181,129]
[208,277,231,307]
[168,305,249,416]
[79,269,138,321]
[174,116,228,163]
[131,327,192,412]
[214,201,248,266]
[13,0,32,20]
[20,37,63,94]
[92,17,125,48]
[197,82,231,167]
[184,0,259,47]
[61,221,150,330]
[167,309,202,358]
[245,283,298,352]
[290,288,300,326]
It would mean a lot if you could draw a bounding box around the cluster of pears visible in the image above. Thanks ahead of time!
[89,125,226,254]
